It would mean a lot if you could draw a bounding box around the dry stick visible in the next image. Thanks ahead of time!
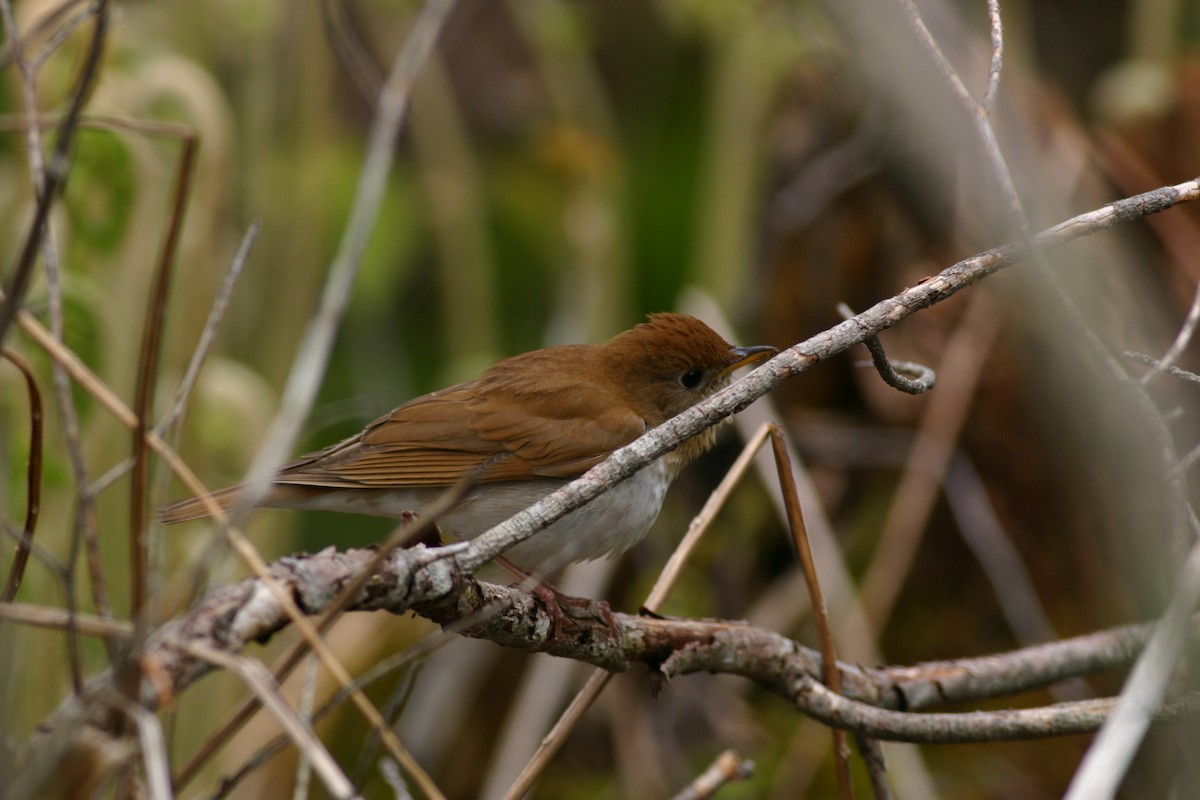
[173,479,474,791]
[27,1,96,73]
[1139,269,1200,387]
[102,692,173,800]
[0,349,43,602]
[838,303,936,395]
[769,424,853,800]
[184,643,359,800]
[1125,352,1200,386]
[982,0,1003,112]
[130,132,197,619]
[856,738,893,800]
[0,602,133,639]
[500,423,774,800]
[158,221,260,435]
[667,749,755,800]
[294,657,320,800]
[794,678,1200,743]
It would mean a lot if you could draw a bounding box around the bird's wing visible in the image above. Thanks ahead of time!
[273,374,647,488]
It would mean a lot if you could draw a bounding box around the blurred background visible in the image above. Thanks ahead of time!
[4,0,1200,797]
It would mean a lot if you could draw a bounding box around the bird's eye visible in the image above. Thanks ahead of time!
[680,368,704,389]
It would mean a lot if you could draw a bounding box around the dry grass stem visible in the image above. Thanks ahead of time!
[770,424,854,799]
[500,422,774,800]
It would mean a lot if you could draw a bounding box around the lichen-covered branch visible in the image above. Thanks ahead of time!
[36,545,1188,750]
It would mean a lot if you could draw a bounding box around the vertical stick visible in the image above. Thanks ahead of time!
[769,424,854,800]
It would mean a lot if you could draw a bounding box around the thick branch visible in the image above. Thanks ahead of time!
[36,546,1181,746]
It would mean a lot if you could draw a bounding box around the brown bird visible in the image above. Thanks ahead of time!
[159,313,775,573]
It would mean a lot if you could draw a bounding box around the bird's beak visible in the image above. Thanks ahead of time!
[720,345,778,378]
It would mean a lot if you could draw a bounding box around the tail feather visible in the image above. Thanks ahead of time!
[157,486,247,524]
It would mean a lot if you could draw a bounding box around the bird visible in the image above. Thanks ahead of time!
[159,313,776,575]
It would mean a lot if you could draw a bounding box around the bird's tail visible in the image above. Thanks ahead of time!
[157,486,249,524]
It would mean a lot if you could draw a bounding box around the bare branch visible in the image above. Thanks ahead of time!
[669,749,755,800]
[24,540,1197,787]
[0,349,43,602]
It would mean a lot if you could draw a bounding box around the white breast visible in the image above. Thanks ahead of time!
[284,460,673,575]
[442,459,672,574]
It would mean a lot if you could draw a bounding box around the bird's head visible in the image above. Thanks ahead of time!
[601,313,777,426]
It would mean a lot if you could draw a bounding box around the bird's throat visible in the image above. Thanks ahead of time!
[664,426,719,481]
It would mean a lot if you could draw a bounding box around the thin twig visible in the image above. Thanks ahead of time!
[103,693,173,800]
[0,601,132,639]
[1124,351,1200,385]
[185,643,360,800]
[837,303,935,394]
[130,132,197,618]
[0,349,43,602]
[770,424,853,800]
[795,678,1200,743]
[159,220,260,434]
[982,0,1003,113]
[668,749,755,800]
[0,0,90,70]
[855,736,893,800]
[293,656,320,800]
[1136,275,1200,385]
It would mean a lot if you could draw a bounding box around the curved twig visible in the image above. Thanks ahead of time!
[0,349,43,602]
[838,302,936,395]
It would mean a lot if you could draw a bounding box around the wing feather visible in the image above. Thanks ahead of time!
[271,351,647,489]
